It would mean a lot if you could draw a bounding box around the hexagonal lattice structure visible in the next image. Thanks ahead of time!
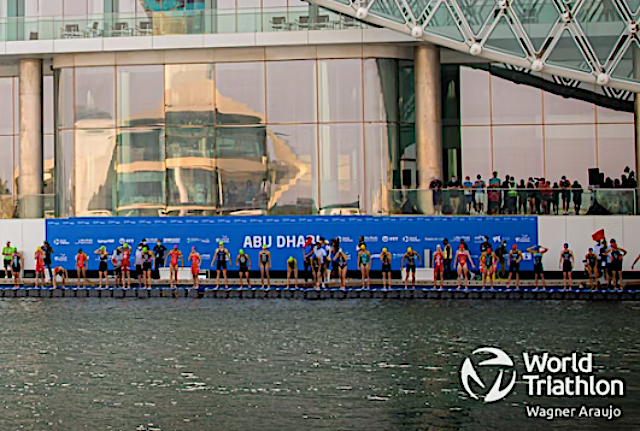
[309,0,640,92]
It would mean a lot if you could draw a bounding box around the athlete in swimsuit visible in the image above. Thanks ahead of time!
[10,248,21,288]
[357,245,371,289]
[34,247,45,288]
[380,248,392,290]
[559,243,575,290]
[334,248,349,291]
[433,245,445,288]
[141,247,154,289]
[606,240,627,290]
[52,266,68,289]
[236,250,251,288]
[527,245,548,289]
[480,246,496,289]
[259,245,271,290]
[95,246,109,289]
[585,248,598,290]
[286,257,298,289]
[167,246,183,289]
[121,244,132,289]
[505,244,523,289]
[75,249,88,288]
[454,244,474,290]
[188,247,202,289]
[211,242,231,289]
[401,247,423,289]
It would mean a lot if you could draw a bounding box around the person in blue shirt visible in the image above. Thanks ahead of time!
[489,171,501,188]
[463,176,474,214]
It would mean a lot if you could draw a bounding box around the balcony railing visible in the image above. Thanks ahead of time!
[1,8,368,42]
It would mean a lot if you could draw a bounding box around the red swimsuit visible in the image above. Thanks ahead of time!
[190,254,200,276]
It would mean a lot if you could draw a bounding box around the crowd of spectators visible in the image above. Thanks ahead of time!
[427,168,637,216]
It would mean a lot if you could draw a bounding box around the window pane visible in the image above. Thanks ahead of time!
[461,126,492,181]
[216,62,265,124]
[597,124,635,180]
[319,123,363,210]
[364,59,399,123]
[117,65,165,127]
[0,136,13,197]
[166,126,217,211]
[216,126,268,213]
[492,126,544,181]
[55,130,74,216]
[165,64,215,126]
[75,128,116,216]
[58,69,74,129]
[117,128,165,214]
[88,0,104,15]
[12,78,18,135]
[266,60,316,124]
[543,91,595,124]
[0,78,14,135]
[460,66,490,126]
[75,67,115,128]
[44,135,54,198]
[365,123,394,215]
[41,0,63,16]
[399,61,414,123]
[596,106,634,124]
[44,75,54,134]
[267,124,317,215]
[491,75,542,125]
[318,59,363,123]
[544,125,595,187]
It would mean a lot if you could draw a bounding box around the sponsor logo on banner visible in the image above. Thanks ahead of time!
[54,254,68,262]
[382,236,399,243]
[364,236,378,243]
[402,236,421,243]
[75,239,93,245]
[187,238,211,244]
[97,239,115,245]
[215,235,230,244]
[52,239,69,246]
[119,238,135,245]
[424,237,444,242]
[163,238,181,244]
[454,236,471,243]
[460,346,625,420]
[515,234,531,243]
[338,236,353,243]
[474,235,485,244]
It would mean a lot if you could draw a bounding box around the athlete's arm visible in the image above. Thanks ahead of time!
[632,254,640,269]
[401,254,406,267]
[417,253,423,266]
[247,256,252,269]
[620,248,628,256]
[467,251,475,269]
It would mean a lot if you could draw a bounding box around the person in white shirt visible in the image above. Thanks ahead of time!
[314,242,327,289]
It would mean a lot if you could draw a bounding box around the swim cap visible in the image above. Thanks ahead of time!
[262,245,267,249]
[564,243,569,248]
[173,245,178,249]
[192,246,196,250]
[219,241,224,246]
[123,243,129,248]
[360,244,365,250]
[288,257,293,262]
[143,247,148,252]
[407,247,412,252]
[382,248,387,252]
[239,249,244,254]
[589,248,593,252]
[12,247,16,252]
[37,246,41,251]
[101,246,106,250]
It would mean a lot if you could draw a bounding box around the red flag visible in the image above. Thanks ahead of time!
[592,229,605,242]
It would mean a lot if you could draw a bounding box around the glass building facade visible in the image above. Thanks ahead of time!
[55,57,408,217]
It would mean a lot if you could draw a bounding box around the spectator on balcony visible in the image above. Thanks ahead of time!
[517,179,527,214]
[506,178,518,214]
[429,176,443,215]
[560,176,571,214]
[244,180,255,207]
[572,181,583,215]
[463,176,474,214]
[447,175,461,215]
[227,180,238,209]
[488,186,500,215]
[500,175,511,213]
[604,177,614,188]
[526,177,536,214]
[551,182,560,215]
[474,174,486,215]
[489,171,501,188]
[540,180,553,215]
[621,174,630,188]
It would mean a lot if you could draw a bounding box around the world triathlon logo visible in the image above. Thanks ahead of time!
[460,347,517,403]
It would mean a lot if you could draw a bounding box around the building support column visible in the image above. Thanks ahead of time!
[414,43,442,215]
[19,58,43,218]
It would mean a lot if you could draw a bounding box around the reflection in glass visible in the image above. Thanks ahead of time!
[75,128,116,216]
[318,59,363,123]
[318,123,363,211]
[492,125,544,179]
[216,62,265,123]
[58,68,75,129]
[543,90,595,124]
[267,124,317,215]
[166,126,218,213]
[216,126,268,213]
[117,65,165,127]
[117,128,165,215]
[75,66,115,128]
[491,75,542,125]
[165,64,214,126]
[55,130,75,217]
[364,59,399,123]
[461,125,492,180]
[544,124,596,187]
[399,60,415,123]
[266,60,316,124]
[365,123,393,215]
[460,66,490,126]
[0,78,14,135]
[597,123,635,179]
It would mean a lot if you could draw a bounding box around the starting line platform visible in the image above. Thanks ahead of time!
[0,286,639,301]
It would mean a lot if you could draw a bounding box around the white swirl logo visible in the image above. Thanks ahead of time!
[460,347,517,403]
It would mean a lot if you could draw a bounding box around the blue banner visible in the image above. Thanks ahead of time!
[45,216,538,271]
